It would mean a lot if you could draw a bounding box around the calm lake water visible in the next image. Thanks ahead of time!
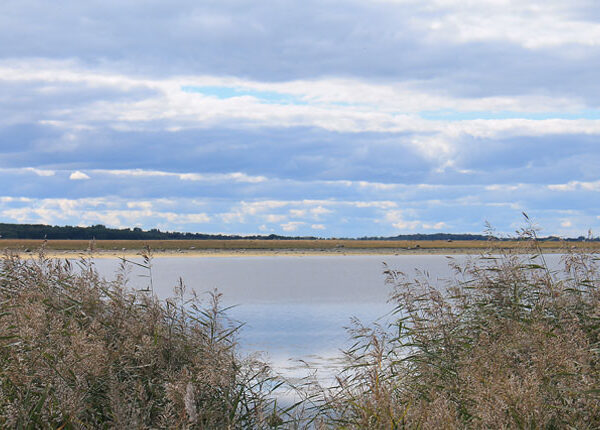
[91,254,564,377]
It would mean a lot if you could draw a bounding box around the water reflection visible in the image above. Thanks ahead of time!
[90,254,564,376]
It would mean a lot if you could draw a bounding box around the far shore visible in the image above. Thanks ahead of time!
[0,239,597,259]
[5,248,493,259]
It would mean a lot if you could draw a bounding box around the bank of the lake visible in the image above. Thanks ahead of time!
[2,238,600,260]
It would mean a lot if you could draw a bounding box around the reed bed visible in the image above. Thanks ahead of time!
[306,230,600,428]
[0,248,286,428]
[1,225,600,428]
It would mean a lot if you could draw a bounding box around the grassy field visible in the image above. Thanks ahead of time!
[1,238,599,252]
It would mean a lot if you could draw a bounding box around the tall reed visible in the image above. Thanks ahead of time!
[307,227,600,428]
[0,248,284,428]
[2,225,600,429]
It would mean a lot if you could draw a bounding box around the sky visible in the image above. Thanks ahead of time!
[0,0,599,238]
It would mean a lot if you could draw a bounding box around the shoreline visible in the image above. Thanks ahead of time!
[6,246,591,259]
[1,239,598,259]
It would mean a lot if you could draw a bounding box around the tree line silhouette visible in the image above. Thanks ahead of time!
[0,222,595,241]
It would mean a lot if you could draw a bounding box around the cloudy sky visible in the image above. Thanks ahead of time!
[1,0,599,237]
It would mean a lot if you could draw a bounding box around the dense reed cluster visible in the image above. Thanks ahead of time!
[1,230,600,429]
[0,250,281,428]
[310,242,600,428]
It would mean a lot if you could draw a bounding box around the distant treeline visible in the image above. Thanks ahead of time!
[0,222,596,241]
[0,223,315,240]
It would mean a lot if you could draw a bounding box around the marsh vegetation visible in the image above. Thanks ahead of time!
[1,231,599,428]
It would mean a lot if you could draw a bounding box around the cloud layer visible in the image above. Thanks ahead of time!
[0,0,598,237]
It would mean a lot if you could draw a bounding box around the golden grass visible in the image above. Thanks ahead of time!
[306,242,600,429]
[0,251,283,428]
[1,238,599,252]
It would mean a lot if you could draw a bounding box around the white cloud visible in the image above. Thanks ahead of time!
[217,199,403,228]
[2,62,600,183]
[368,0,600,50]
[485,184,525,192]
[166,212,211,223]
[220,199,398,223]
[0,194,597,237]
[220,200,289,223]
[281,221,305,232]
[69,171,90,180]
[127,201,154,210]
[79,89,600,140]
[0,60,584,115]
[2,61,599,148]
[352,201,398,209]
[422,222,447,230]
[385,210,418,230]
[548,180,600,192]
[358,181,398,191]
[265,214,287,223]
[384,209,448,231]
[310,206,333,218]
[0,197,32,203]
[24,167,55,177]
[100,168,267,184]
[180,172,267,183]
[0,167,55,177]
[392,220,421,230]
[0,197,211,228]
[289,209,306,217]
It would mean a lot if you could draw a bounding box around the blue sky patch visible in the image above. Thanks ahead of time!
[181,85,306,105]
